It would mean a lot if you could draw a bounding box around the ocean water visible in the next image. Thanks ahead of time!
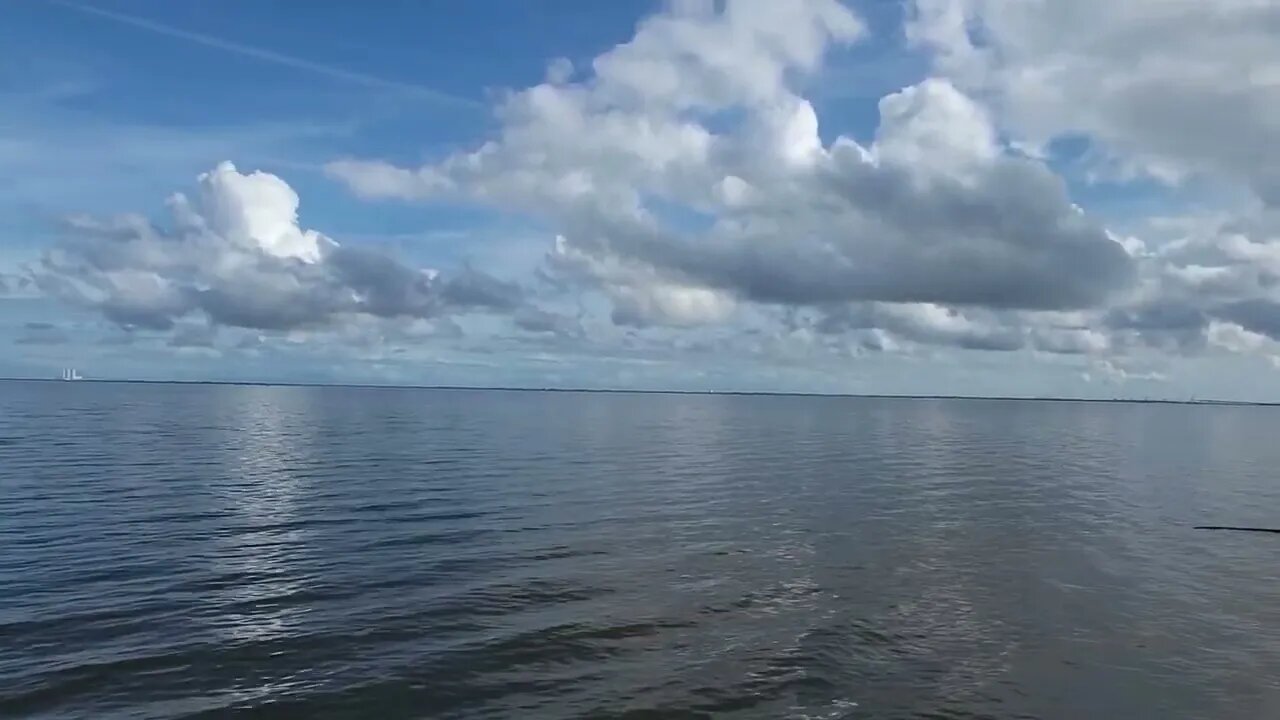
[2,381,1280,719]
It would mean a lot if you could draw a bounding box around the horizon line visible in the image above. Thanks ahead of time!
[1,376,1273,407]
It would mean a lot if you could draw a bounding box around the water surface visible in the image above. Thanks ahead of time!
[3,381,1280,718]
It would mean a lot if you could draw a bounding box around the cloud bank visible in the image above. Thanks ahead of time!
[904,0,1280,366]
[330,0,1133,329]
[25,0,1280,390]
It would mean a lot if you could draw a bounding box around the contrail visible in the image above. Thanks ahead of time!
[45,0,482,110]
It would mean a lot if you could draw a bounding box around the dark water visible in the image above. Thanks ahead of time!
[3,382,1280,719]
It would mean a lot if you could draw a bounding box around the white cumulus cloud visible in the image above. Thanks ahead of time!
[328,0,1134,335]
[33,163,522,334]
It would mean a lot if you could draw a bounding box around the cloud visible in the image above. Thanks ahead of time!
[0,272,32,296]
[813,302,1025,352]
[46,0,479,110]
[168,322,218,349]
[329,0,1134,332]
[1097,209,1280,354]
[1085,359,1167,385]
[1105,298,1209,352]
[33,162,522,334]
[897,0,1280,373]
[514,306,583,337]
[15,321,69,346]
[439,267,523,311]
[26,0,1280,391]
[908,0,1280,201]
[1214,299,1280,342]
[1207,320,1276,357]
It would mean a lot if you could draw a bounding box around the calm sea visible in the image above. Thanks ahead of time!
[2,381,1280,719]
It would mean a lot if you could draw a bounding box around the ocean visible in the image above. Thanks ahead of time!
[3,381,1279,718]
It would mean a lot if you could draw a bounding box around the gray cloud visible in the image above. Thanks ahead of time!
[813,302,1026,352]
[439,267,523,311]
[168,322,218,349]
[15,321,69,346]
[33,162,524,335]
[632,143,1133,310]
[0,272,32,297]
[514,306,583,337]
[331,3,1133,332]
[326,247,441,319]
[1097,214,1280,355]
[1107,300,1208,334]
[910,0,1280,202]
[1214,299,1280,342]
[1029,327,1106,356]
[903,0,1280,369]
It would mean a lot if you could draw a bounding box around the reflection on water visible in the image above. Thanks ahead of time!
[3,384,1280,719]
[206,386,315,648]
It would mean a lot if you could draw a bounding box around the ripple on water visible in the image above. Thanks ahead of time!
[4,384,1280,718]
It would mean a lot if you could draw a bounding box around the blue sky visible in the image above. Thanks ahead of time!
[4,0,1279,399]
[2,1,612,228]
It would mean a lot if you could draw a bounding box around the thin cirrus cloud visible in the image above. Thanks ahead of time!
[45,0,481,110]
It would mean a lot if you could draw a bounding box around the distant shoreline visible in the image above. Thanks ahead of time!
[1,377,1274,407]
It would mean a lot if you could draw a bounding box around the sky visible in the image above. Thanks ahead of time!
[4,0,1280,400]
